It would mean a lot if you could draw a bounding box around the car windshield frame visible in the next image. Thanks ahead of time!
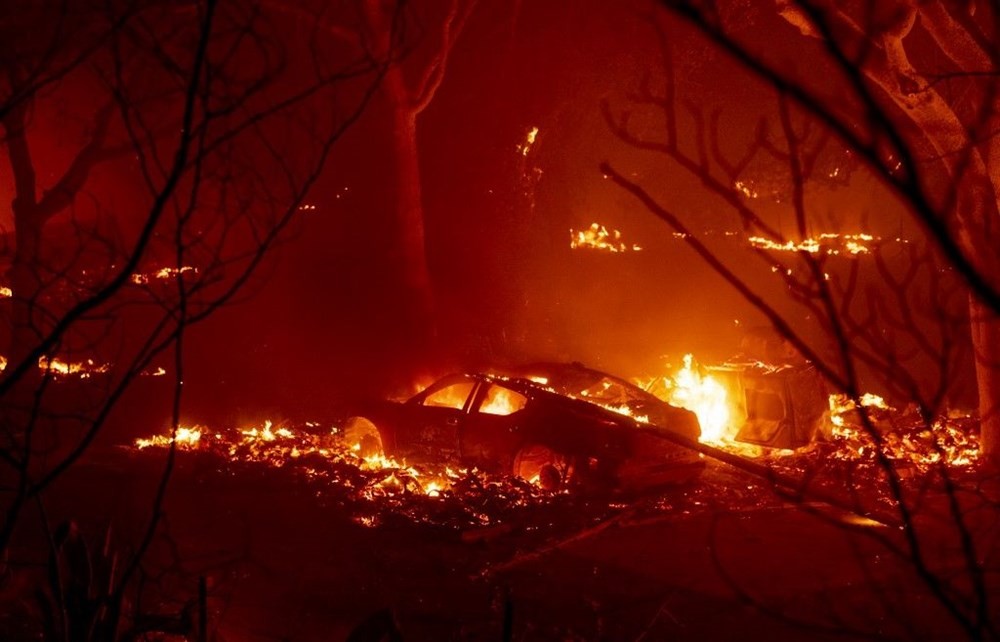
[408,374,481,413]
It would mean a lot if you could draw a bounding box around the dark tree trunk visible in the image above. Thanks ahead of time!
[387,95,434,332]
[3,99,46,370]
[970,296,1000,461]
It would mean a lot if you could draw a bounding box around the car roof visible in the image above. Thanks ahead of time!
[506,361,663,400]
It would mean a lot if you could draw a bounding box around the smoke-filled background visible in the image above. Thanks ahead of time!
[2,0,952,430]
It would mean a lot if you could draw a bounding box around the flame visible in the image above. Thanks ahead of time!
[665,354,732,443]
[479,386,526,416]
[518,126,539,156]
[570,223,642,253]
[135,426,202,450]
[0,354,112,377]
[38,356,110,378]
[0,286,11,298]
[749,233,879,256]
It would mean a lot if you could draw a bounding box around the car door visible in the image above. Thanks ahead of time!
[396,375,479,461]
[460,381,531,471]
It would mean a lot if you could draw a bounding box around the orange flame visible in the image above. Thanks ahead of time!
[664,355,732,443]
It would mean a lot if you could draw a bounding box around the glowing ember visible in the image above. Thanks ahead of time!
[570,222,642,253]
[0,286,11,298]
[734,180,759,199]
[131,266,199,285]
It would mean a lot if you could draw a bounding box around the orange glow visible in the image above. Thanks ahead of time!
[570,222,642,253]
[0,286,11,298]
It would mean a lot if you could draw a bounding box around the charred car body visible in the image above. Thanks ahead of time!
[345,372,704,492]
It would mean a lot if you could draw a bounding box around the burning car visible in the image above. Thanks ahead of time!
[343,372,704,492]
[506,361,703,441]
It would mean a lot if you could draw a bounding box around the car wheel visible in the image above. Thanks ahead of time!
[513,444,568,491]
[342,416,384,458]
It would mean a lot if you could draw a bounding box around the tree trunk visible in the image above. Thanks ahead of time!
[8,212,44,367]
[2,98,45,372]
[387,98,434,326]
[970,296,1000,461]
[362,0,436,345]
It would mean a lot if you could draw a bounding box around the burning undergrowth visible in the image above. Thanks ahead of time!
[826,394,979,471]
[130,420,614,534]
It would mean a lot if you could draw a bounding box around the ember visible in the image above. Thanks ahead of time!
[130,266,199,285]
